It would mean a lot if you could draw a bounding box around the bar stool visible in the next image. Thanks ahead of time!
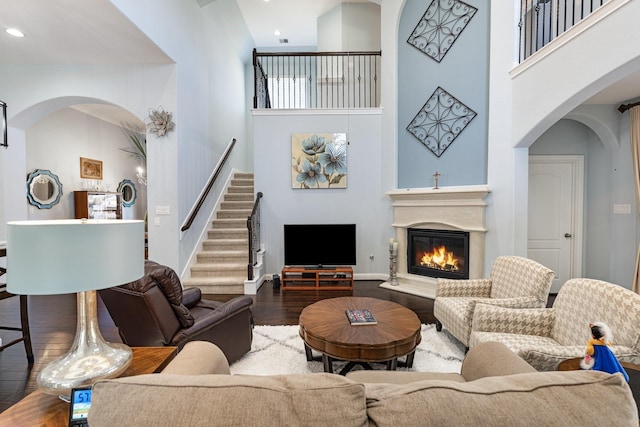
[0,247,34,364]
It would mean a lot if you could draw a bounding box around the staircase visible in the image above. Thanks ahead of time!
[183,173,254,294]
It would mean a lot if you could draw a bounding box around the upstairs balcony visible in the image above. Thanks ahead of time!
[519,0,610,62]
[251,0,626,137]
[512,0,639,145]
[253,49,381,110]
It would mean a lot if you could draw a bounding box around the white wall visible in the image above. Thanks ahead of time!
[25,108,146,221]
[512,0,640,146]
[317,3,381,52]
[317,5,343,51]
[484,0,525,267]
[1,0,253,275]
[507,0,640,288]
[530,110,638,288]
[111,0,254,271]
[0,64,175,248]
[253,109,390,277]
[2,0,634,288]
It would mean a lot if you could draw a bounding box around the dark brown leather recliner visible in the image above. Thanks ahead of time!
[98,260,253,364]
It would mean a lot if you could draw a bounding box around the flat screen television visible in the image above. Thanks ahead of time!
[284,224,356,267]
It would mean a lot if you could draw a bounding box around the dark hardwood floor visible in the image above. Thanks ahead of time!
[0,280,433,412]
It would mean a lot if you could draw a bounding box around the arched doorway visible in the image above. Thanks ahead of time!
[0,97,146,239]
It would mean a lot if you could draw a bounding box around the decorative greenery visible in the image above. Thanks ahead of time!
[120,131,146,163]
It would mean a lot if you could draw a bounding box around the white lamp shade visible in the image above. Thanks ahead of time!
[7,219,144,295]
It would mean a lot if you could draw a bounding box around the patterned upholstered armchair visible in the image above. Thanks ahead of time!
[434,256,555,349]
[469,278,640,371]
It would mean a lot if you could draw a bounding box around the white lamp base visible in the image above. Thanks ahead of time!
[37,290,132,395]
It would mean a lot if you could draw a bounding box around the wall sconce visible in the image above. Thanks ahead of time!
[136,166,147,186]
[0,100,7,148]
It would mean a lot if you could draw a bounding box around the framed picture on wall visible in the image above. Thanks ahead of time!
[291,133,347,189]
[80,157,103,180]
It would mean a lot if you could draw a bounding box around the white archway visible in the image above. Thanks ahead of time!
[0,96,145,240]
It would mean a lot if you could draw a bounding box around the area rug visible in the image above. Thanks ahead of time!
[229,324,465,375]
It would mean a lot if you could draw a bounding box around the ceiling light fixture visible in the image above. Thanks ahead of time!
[274,30,281,36]
[5,28,25,38]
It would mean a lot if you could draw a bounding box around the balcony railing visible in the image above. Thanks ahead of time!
[247,192,263,281]
[253,49,381,109]
[518,0,609,62]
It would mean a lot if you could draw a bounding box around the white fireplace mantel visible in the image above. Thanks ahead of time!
[382,185,491,299]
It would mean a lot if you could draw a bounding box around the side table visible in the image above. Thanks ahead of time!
[0,346,177,427]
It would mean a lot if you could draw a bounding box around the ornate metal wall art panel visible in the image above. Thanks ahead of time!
[407,0,478,63]
[406,86,477,158]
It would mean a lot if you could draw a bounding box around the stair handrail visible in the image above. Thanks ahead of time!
[181,138,237,233]
[247,191,263,280]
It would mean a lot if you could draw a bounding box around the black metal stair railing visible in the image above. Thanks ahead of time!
[253,49,381,109]
[247,192,263,281]
[181,138,236,233]
[518,0,609,63]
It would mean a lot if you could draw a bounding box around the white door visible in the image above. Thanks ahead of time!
[528,156,584,293]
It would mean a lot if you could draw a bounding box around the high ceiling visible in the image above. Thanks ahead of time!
[0,0,637,108]
[233,0,372,48]
[0,0,171,65]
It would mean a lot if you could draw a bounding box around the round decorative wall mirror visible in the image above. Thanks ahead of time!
[117,179,137,207]
[26,169,63,209]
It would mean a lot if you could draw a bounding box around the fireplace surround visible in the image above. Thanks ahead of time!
[382,185,490,299]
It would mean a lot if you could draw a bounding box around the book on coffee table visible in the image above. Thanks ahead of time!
[345,309,377,325]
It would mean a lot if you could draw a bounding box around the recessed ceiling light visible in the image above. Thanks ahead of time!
[6,28,25,38]
[274,30,281,36]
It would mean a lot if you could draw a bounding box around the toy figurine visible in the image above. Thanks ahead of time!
[580,322,629,381]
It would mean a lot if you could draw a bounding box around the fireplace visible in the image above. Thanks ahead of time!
[407,228,469,280]
[384,185,490,298]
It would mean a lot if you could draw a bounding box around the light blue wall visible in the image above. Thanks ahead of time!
[529,117,638,288]
[397,0,489,188]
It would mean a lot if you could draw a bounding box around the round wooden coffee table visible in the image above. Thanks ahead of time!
[299,296,421,375]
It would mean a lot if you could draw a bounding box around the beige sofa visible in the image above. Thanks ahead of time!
[87,340,637,426]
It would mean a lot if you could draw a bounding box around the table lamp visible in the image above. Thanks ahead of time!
[6,219,144,396]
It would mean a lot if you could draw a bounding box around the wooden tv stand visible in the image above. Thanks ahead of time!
[280,266,354,291]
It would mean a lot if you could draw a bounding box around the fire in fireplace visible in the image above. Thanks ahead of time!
[407,228,470,280]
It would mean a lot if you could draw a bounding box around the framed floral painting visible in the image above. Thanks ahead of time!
[291,133,347,189]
